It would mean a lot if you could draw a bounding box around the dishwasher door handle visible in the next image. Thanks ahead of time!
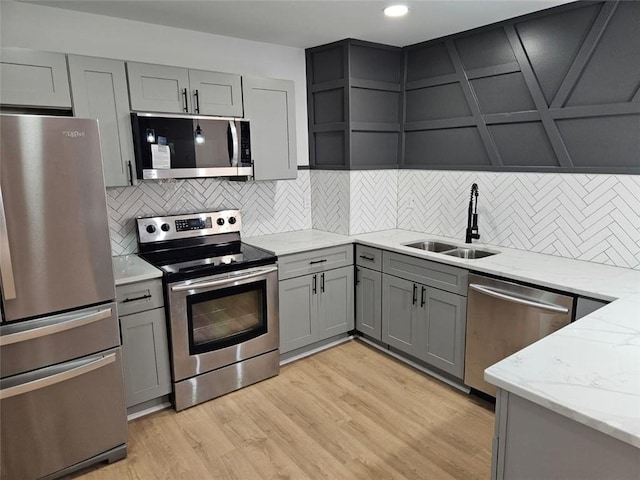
[469,284,569,314]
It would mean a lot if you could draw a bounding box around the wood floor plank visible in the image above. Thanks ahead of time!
[72,341,494,480]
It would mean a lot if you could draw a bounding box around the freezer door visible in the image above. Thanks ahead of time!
[0,114,115,322]
[0,302,119,378]
[0,348,127,480]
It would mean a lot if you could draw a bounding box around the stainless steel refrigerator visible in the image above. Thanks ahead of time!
[0,114,127,480]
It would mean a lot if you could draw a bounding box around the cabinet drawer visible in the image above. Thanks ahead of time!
[355,244,382,271]
[383,251,468,296]
[116,279,164,316]
[278,245,353,281]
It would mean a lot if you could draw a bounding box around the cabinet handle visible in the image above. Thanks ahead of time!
[194,89,200,114]
[412,284,417,306]
[127,160,134,186]
[122,293,152,303]
[312,274,317,294]
[182,88,189,112]
[355,267,360,285]
[421,286,426,308]
[359,254,375,261]
[309,259,327,265]
[321,273,325,293]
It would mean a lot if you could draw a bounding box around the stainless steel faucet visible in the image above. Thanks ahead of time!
[465,183,480,243]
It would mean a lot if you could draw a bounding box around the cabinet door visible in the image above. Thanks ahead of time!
[0,48,71,108]
[318,266,354,339]
[355,266,382,340]
[68,55,135,187]
[421,288,467,379]
[127,62,190,113]
[381,274,421,358]
[243,77,297,180]
[279,274,318,353]
[120,309,172,407]
[189,69,243,117]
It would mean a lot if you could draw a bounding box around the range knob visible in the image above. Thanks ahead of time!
[228,217,237,225]
[216,218,225,226]
[161,223,170,232]
[146,225,156,234]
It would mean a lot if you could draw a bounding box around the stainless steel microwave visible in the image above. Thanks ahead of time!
[131,113,252,180]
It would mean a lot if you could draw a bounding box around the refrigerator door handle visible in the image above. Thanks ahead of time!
[0,353,116,400]
[0,186,16,300]
[0,308,113,346]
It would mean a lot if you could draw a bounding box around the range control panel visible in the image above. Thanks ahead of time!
[137,210,242,244]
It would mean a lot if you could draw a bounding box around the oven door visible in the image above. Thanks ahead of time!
[167,265,278,381]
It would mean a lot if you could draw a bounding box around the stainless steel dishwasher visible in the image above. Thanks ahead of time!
[464,274,574,397]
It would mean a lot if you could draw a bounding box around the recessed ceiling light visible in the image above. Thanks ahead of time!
[384,5,409,17]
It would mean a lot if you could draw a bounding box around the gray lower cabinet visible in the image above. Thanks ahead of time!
[492,390,639,480]
[116,280,171,410]
[243,76,297,180]
[0,47,71,108]
[68,55,135,187]
[126,62,243,116]
[279,265,354,354]
[355,266,382,340]
[381,272,466,379]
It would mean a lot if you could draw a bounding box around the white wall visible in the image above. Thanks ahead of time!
[0,0,309,166]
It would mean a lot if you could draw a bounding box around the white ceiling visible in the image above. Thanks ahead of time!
[19,0,575,49]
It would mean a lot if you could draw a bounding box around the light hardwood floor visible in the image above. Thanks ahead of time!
[74,340,495,480]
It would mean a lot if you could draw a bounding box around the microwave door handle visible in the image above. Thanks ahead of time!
[0,186,16,300]
[229,120,239,167]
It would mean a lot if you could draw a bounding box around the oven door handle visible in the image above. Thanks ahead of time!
[171,266,277,292]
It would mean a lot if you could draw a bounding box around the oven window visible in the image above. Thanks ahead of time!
[186,280,267,355]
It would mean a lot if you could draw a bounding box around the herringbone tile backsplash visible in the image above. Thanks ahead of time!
[397,171,640,269]
[107,171,311,255]
[108,168,639,270]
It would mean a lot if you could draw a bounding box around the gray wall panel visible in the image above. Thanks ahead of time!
[309,45,344,84]
[556,115,640,168]
[405,83,471,122]
[350,44,402,83]
[351,88,399,123]
[313,89,344,124]
[404,128,491,167]
[455,29,516,70]
[471,72,536,114]
[515,3,601,105]
[314,131,345,167]
[405,42,455,82]
[351,131,399,167]
[567,1,640,107]
[489,122,559,167]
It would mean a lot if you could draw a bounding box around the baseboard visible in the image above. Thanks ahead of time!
[280,334,355,366]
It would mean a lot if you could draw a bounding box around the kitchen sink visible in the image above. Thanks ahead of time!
[442,248,498,259]
[404,240,458,252]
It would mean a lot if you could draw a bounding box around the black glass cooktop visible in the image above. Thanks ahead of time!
[139,241,276,282]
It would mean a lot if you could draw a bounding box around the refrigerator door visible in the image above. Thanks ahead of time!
[0,115,115,322]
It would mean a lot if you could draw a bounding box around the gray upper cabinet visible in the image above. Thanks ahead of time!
[0,48,71,108]
[126,62,191,113]
[127,62,242,116]
[243,77,297,180]
[189,69,243,116]
[68,55,135,187]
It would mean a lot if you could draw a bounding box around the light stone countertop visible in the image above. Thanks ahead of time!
[112,254,163,286]
[244,228,640,447]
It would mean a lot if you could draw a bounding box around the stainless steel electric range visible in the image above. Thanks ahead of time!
[136,210,279,411]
